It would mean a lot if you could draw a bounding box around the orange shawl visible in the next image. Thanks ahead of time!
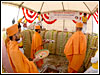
[64,31,87,55]
[64,31,87,73]
[7,41,39,73]
[31,32,43,68]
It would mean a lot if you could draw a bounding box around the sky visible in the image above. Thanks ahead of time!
[1,3,99,34]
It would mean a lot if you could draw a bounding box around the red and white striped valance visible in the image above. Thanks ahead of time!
[22,7,38,23]
[93,10,98,24]
[41,13,57,24]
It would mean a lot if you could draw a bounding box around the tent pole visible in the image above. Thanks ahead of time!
[17,8,20,20]
[92,4,98,14]
[63,19,65,31]
[17,2,24,20]
[83,2,93,14]
[40,2,44,12]
[62,2,65,31]
[92,15,93,34]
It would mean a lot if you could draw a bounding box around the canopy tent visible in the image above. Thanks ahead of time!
[2,1,98,14]
[2,1,98,33]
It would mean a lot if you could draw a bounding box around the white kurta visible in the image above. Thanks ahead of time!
[84,50,98,73]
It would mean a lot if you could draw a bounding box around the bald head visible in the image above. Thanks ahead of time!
[76,27,82,31]
[76,22,83,31]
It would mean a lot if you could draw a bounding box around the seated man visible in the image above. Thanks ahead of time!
[6,24,39,73]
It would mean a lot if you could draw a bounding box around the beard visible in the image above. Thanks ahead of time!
[38,31,41,33]
[15,36,19,41]
[16,39,20,41]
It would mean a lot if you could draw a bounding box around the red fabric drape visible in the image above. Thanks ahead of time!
[87,14,91,20]
[30,10,33,13]
[44,14,49,19]
[72,13,91,24]
[41,14,57,24]
[93,10,98,24]
[97,10,98,13]
[94,13,98,17]
[72,20,77,23]
[80,12,82,15]
[22,8,38,23]
[93,14,98,24]
[26,9,36,18]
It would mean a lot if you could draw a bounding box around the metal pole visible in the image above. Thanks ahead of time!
[40,2,44,12]
[17,7,20,20]
[92,15,93,34]
[17,2,24,20]
[62,2,65,31]
[63,19,65,31]
[83,2,92,14]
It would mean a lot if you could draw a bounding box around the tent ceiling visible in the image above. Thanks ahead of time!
[22,2,43,12]
[2,1,98,14]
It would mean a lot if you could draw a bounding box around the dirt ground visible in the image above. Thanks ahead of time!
[41,54,69,73]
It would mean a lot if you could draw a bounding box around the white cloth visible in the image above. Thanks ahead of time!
[19,48,24,54]
[84,50,98,73]
[91,50,98,63]
[17,37,22,43]
[36,21,42,26]
[84,66,98,73]
[23,27,27,30]
[91,57,98,63]
[82,23,87,33]
[17,38,24,54]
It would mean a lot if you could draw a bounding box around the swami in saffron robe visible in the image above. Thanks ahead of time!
[31,32,43,68]
[64,31,87,73]
[7,41,39,73]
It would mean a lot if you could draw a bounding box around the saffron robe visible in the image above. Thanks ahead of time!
[7,41,39,73]
[31,32,43,68]
[64,31,87,73]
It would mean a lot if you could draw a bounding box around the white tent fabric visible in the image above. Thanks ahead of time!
[42,17,92,33]
[2,1,98,14]
[2,1,98,33]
